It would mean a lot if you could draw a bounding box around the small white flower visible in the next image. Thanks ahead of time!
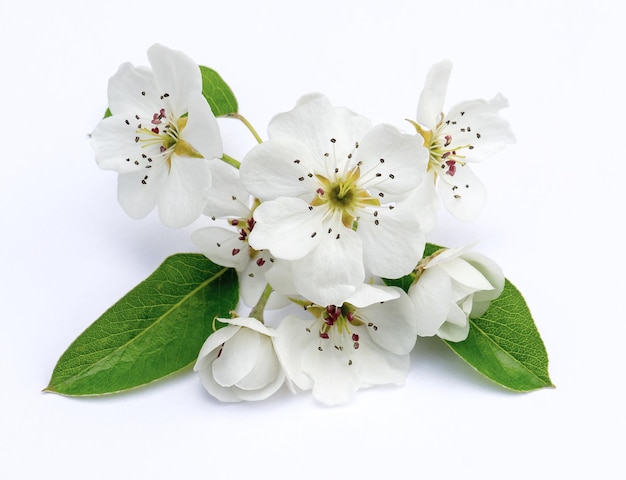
[240,93,432,306]
[91,44,223,227]
[273,285,416,405]
[194,317,285,402]
[410,60,515,221]
[192,160,287,309]
[408,245,505,342]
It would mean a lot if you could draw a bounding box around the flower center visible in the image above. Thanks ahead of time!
[136,107,203,169]
[310,167,380,228]
[408,117,473,178]
[228,215,259,259]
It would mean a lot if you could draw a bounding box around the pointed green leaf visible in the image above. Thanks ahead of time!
[200,66,238,116]
[45,254,238,396]
[445,278,553,391]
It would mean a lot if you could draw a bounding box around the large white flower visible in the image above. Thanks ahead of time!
[194,317,285,402]
[408,245,505,341]
[91,44,223,227]
[410,60,515,221]
[273,284,416,405]
[240,93,431,306]
[192,160,287,309]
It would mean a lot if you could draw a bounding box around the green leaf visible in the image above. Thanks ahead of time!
[445,278,553,391]
[45,254,238,396]
[200,65,238,116]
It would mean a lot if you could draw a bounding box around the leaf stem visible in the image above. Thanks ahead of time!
[248,283,274,324]
[221,153,241,169]
[228,113,263,144]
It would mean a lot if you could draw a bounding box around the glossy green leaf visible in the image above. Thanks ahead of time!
[45,254,238,396]
[445,278,553,391]
[200,65,238,116]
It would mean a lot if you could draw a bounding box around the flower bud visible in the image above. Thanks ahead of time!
[194,317,284,402]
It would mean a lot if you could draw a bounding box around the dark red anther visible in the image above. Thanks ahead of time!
[256,258,266,267]
[445,160,457,176]
[231,248,240,256]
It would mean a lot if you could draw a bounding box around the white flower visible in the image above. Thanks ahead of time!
[408,245,505,342]
[194,317,285,402]
[191,160,287,309]
[91,44,223,227]
[273,284,416,405]
[240,93,432,307]
[410,60,515,221]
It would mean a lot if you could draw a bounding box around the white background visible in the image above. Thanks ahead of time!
[1,1,624,478]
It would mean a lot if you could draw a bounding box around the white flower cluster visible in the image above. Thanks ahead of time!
[91,45,513,405]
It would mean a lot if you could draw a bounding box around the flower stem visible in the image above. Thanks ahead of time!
[248,283,274,324]
[228,113,263,144]
[221,153,241,169]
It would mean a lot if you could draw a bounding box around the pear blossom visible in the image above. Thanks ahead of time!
[410,60,515,221]
[273,284,416,405]
[192,160,287,309]
[194,317,285,402]
[240,93,432,307]
[408,245,504,342]
[91,44,223,227]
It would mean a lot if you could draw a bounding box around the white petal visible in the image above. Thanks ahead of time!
[191,227,250,271]
[202,160,251,218]
[408,266,453,337]
[441,95,515,163]
[147,44,202,114]
[300,336,362,405]
[290,229,364,306]
[116,165,168,219]
[107,62,161,116]
[194,325,241,370]
[352,334,410,388]
[157,156,211,227]
[441,258,494,291]
[402,172,440,234]
[358,200,425,279]
[239,251,290,310]
[91,116,163,174]
[273,315,316,391]
[196,357,243,402]
[438,307,470,342]
[232,370,285,401]
[357,288,417,354]
[226,316,277,336]
[438,164,487,221]
[416,60,453,130]
[182,91,223,161]
[263,258,299,297]
[235,338,282,390]
[267,93,371,167]
[212,327,260,387]
[248,197,323,260]
[356,124,427,195]
[240,139,318,201]
[345,283,399,308]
